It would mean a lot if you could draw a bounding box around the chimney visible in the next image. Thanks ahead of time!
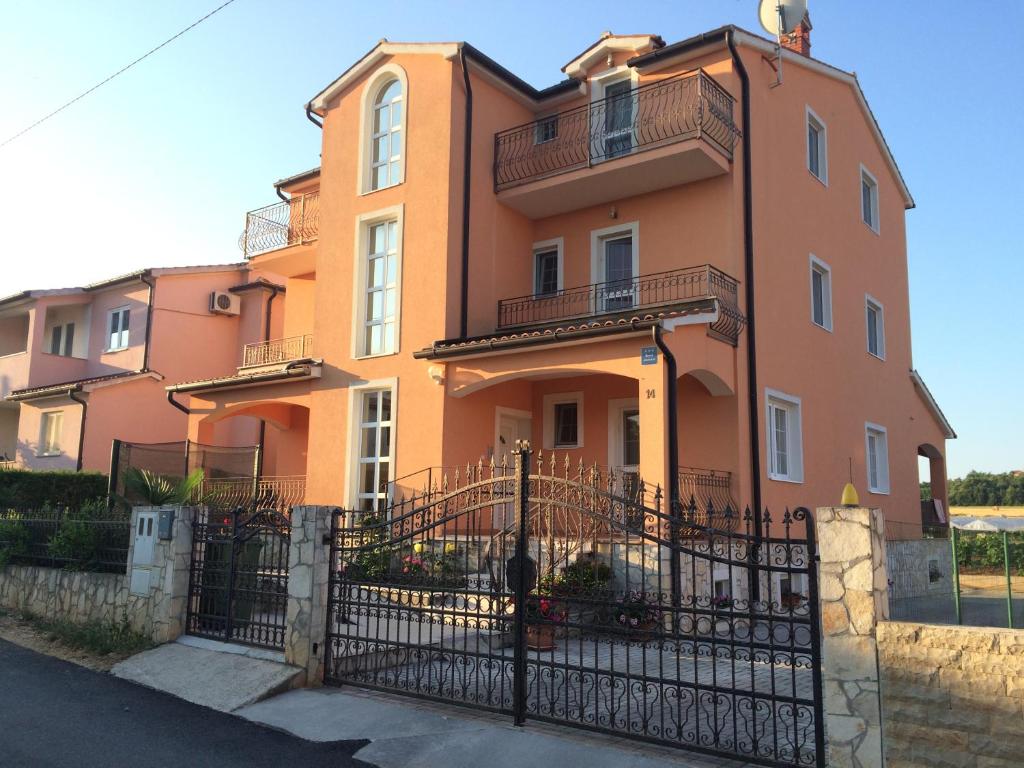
[781,13,811,57]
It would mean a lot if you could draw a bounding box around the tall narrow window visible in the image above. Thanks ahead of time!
[861,167,879,231]
[553,403,578,448]
[108,307,130,351]
[363,220,398,356]
[806,108,827,183]
[534,249,559,296]
[602,235,634,311]
[767,390,803,483]
[865,423,890,494]
[370,79,403,191]
[544,392,583,450]
[865,295,885,359]
[39,411,64,456]
[49,323,75,357]
[809,256,832,331]
[355,389,393,513]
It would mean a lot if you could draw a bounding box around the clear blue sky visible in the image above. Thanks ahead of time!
[0,1,1020,479]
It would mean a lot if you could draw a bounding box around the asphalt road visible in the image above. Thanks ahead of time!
[0,639,372,768]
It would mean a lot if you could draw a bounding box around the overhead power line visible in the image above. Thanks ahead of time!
[0,0,238,149]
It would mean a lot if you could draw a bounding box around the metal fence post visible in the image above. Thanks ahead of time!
[512,440,530,727]
[107,439,122,511]
[951,527,962,625]
[1004,531,1014,628]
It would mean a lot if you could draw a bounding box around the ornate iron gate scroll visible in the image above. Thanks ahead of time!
[325,446,824,767]
[186,506,290,650]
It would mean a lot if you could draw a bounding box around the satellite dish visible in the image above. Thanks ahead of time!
[758,0,808,36]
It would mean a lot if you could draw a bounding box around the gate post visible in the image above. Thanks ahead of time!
[285,505,333,686]
[512,441,531,726]
[815,506,888,768]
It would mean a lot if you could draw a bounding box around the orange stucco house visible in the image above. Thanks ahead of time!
[168,23,954,535]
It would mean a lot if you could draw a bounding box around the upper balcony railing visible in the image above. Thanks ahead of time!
[239,191,320,259]
[496,264,744,345]
[241,334,313,368]
[494,69,738,191]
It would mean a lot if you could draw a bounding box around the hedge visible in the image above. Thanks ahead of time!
[0,470,109,508]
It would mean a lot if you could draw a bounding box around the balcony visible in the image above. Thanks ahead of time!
[496,265,744,345]
[241,335,314,368]
[200,475,306,511]
[493,70,739,218]
[239,191,320,260]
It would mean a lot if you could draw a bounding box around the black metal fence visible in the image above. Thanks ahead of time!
[494,69,738,191]
[496,264,744,345]
[0,506,130,574]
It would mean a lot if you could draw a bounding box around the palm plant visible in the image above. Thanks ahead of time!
[123,468,206,506]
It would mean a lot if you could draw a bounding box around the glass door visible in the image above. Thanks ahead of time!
[601,235,635,312]
[603,79,634,159]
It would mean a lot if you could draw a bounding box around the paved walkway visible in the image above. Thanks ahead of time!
[238,686,755,768]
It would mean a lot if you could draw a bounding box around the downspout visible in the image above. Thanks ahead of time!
[651,325,680,606]
[167,390,190,416]
[140,272,156,372]
[726,31,763,534]
[256,285,282,477]
[305,105,323,129]
[274,187,289,203]
[68,388,87,472]
[457,45,474,338]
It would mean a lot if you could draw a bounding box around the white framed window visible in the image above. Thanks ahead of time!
[865,422,890,494]
[352,205,403,359]
[107,307,130,351]
[350,385,395,513]
[860,165,880,232]
[607,397,640,477]
[48,322,75,357]
[806,107,827,184]
[809,255,832,331]
[865,294,885,359]
[532,238,563,296]
[535,115,558,144]
[39,411,64,456]
[590,68,638,161]
[766,389,803,483]
[543,392,583,450]
[358,64,408,195]
[590,221,639,313]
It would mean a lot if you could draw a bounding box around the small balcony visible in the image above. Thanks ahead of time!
[201,475,306,511]
[239,191,320,259]
[496,265,744,345]
[241,335,314,368]
[493,70,739,218]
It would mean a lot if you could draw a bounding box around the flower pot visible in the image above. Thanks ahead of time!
[526,623,557,651]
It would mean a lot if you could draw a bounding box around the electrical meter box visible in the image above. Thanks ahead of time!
[129,508,161,596]
[158,508,175,540]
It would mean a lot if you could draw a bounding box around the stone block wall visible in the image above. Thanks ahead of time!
[878,621,1024,768]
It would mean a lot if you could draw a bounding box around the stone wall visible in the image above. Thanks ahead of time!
[878,621,1024,768]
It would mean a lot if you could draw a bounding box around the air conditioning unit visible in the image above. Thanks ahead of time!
[208,291,240,316]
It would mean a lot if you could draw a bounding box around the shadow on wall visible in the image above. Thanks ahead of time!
[15,436,76,471]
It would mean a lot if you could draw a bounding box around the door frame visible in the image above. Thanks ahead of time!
[590,221,639,313]
[494,406,533,462]
[607,397,640,476]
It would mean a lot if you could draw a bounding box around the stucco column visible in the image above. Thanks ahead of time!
[815,506,888,768]
[637,353,671,509]
[285,505,333,685]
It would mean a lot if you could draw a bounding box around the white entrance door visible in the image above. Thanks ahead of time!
[609,399,640,499]
[495,409,532,531]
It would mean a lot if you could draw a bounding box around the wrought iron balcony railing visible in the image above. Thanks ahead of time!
[494,69,738,191]
[242,334,313,367]
[201,475,306,511]
[239,191,320,259]
[496,264,744,344]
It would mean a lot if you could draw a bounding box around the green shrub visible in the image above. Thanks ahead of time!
[0,518,30,568]
[0,470,108,508]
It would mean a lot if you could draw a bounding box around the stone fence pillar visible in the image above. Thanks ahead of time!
[127,505,195,644]
[284,505,333,686]
[815,506,888,768]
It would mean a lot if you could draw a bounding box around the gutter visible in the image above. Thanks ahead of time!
[68,387,87,472]
[166,359,321,395]
[458,45,474,338]
[726,31,764,535]
[140,271,156,371]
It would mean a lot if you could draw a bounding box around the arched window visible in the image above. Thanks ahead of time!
[370,79,403,191]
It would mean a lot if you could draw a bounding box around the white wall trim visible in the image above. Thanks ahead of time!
[589,220,640,286]
[532,237,564,294]
[350,204,405,360]
[864,421,891,495]
[357,63,409,196]
[808,254,833,332]
[542,391,584,450]
[343,376,399,509]
[859,163,881,234]
[864,293,886,360]
[606,397,639,470]
[765,388,804,484]
[805,105,828,187]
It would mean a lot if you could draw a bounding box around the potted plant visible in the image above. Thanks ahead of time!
[613,590,662,638]
[525,594,568,650]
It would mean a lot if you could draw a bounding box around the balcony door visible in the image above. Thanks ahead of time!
[601,234,635,313]
[602,79,634,159]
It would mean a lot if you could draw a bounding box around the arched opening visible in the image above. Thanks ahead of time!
[918,443,948,530]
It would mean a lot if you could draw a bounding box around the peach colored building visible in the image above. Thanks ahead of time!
[0,265,283,474]
[169,24,954,534]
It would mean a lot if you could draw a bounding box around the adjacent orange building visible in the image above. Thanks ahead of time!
[166,24,953,532]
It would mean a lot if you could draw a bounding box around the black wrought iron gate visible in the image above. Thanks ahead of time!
[186,506,291,650]
[325,446,825,767]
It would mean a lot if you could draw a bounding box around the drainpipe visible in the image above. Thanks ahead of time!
[274,187,289,203]
[726,32,763,535]
[68,387,87,472]
[651,324,680,607]
[140,272,156,372]
[305,105,323,129]
[167,390,190,416]
[256,285,282,477]
[457,45,474,338]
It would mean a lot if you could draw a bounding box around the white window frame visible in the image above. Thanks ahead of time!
[357,64,409,195]
[589,66,639,159]
[590,221,639,312]
[808,254,833,332]
[351,204,404,359]
[344,377,398,513]
[865,294,886,360]
[607,397,640,472]
[543,391,584,450]
[38,410,64,457]
[765,389,803,483]
[860,165,880,233]
[106,306,130,352]
[532,237,564,296]
[805,106,828,185]
[865,422,890,495]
